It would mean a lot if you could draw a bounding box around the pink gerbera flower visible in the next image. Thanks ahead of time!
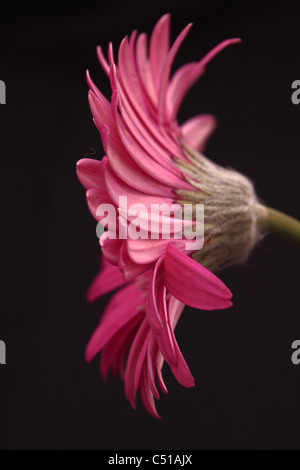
[77,14,265,417]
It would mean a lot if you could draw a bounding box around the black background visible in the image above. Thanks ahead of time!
[1,0,300,450]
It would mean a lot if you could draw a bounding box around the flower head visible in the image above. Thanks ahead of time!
[77,14,262,417]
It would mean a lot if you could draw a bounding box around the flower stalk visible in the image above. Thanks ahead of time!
[256,205,300,246]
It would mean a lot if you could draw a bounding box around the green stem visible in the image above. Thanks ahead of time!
[256,205,300,246]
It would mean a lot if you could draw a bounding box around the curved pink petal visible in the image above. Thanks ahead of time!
[86,188,113,221]
[118,33,144,97]
[156,350,168,395]
[117,36,151,124]
[105,163,174,209]
[96,45,110,76]
[167,62,205,120]
[113,86,184,173]
[146,334,160,399]
[104,120,177,197]
[133,329,151,393]
[197,38,241,68]
[107,41,115,67]
[181,114,216,152]
[76,158,106,190]
[158,23,193,125]
[128,30,156,116]
[146,256,164,334]
[127,238,186,265]
[119,243,153,280]
[85,283,143,361]
[140,363,161,419]
[87,256,127,302]
[149,13,170,93]
[146,257,177,366]
[88,89,115,133]
[100,314,142,380]
[147,258,194,387]
[100,236,123,266]
[86,70,107,104]
[110,59,183,158]
[164,243,233,310]
[119,206,193,240]
[167,296,194,387]
[153,282,177,367]
[167,40,241,122]
[113,93,187,187]
[135,33,157,108]
[124,316,149,409]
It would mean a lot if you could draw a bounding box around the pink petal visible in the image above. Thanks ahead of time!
[147,265,194,388]
[85,283,143,361]
[96,46,110,76]
[119,243,153,280]
[159,35,240,125]
[119,206,192,240]
[168,296,194,387]
[181,114,216,152]
[76,157,107,190]
[146,256,164,334]
[86,188,113,221]
[107,41,115,67]
[147,334,160,399]
[88,90,115,133]
[104,118,177,196]
[87,256,127,302]
[128,30,157,116]
[149,13,170,93]
[118,33,143,97]
[133,329,151,393]
[127,238,186,265]
[111,57,184,159]
[167,62,205,120]
[135,33,157,108]
[117,36,150,122]
[129,29,138,51]
[156,350,168,395]
[105,163,174,209]
[146,257,177,366]
[124,316,149,408]
[158,23,193,125]
[139,363,161,418]
[154,282,177,366]
[99,124,109,154]
[100,237,123,266]
[112,92,188,190]
[113,85,180,171]
[164,243,233,310]
[86,70,106,103]
[100,313,142,379]
[196,38,241,68]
